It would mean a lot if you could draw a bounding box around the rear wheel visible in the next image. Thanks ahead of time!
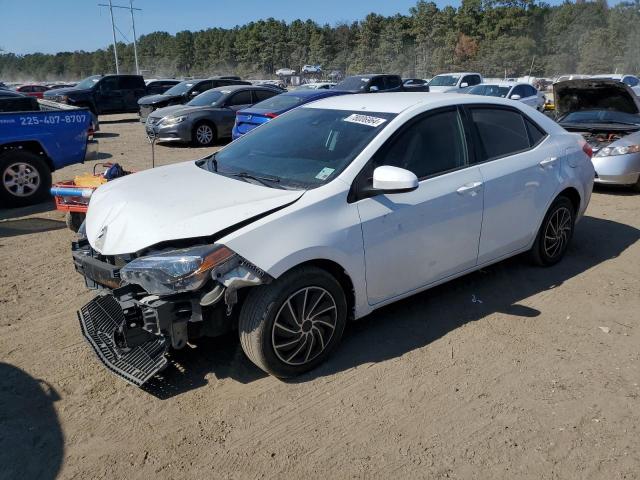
[192,122,216,147]
[0,151,51,208]
[529,196,575,266]
[239,266,347,378]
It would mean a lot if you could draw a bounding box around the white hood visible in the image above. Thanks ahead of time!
[86,161,304,255]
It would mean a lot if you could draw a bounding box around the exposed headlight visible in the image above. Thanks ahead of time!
[160,115,186,126]
[595,144,640,157]
[120,245,235,295]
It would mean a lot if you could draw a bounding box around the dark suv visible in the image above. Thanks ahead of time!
[43,74,146,115]
[334,74,405,93]
[138,77,251,121]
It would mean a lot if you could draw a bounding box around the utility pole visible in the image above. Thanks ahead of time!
[129,0,139,74]
[108,0,119,73]
[98,1,142,74]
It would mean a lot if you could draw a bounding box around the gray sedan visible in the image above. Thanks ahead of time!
[145,85,280,146]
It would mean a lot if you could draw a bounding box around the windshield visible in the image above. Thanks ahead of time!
[334,76,370,92]
[187,90,224,106]
[468,85,511,98]
[201,108,396,189]
[76,75,102,89]
[164,81,195,96]
[561,110,640,125]
[251,94,305,111]
[429,75,460,87]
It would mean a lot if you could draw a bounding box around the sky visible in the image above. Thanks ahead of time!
[0,0,617,55]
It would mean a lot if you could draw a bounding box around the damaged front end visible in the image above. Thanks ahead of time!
[72,239,270,386]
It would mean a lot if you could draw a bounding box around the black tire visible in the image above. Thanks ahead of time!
[65,212,85,232]
[0,151,52,208]
[529,196,575,266]
[192,122,217,147]
[631,177,640,193]
[239,266,347,378]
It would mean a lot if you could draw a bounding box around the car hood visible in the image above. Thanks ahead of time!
[426,85,457,93]
[85,161,305,255]
[138,93,181,106]
[554,79,640,118]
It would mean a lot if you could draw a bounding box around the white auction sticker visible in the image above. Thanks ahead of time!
[343,114,387,127]
[315,167,335,180]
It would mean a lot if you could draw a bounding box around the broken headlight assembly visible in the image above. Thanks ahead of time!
[120,244,235,295]
[595,144,640,157]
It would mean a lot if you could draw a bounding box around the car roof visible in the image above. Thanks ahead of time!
[211,85,274,93]
[305,91,544,114]
[433,72,479,76]
[475,82,521,87]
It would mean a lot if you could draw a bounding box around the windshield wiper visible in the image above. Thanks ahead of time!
[226,171,281,187]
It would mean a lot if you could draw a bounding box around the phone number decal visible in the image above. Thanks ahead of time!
[19,114,88,126]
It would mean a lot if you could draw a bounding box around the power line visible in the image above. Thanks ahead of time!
[98,1,142,74]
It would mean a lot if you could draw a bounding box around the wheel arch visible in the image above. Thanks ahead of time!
[0,141,54,171]
[557,186,581,214]
[279,259,356,321]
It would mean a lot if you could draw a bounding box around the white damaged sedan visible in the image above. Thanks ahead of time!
[74,93,594,385]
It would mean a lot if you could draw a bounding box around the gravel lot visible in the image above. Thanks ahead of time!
[1,114,639,480]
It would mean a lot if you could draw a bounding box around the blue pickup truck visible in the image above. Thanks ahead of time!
[0,92,97,208]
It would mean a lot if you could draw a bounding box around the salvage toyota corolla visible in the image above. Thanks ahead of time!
[73,93,594,386]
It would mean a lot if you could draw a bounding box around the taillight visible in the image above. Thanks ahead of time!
[265,112,278,119]
[581,140,593,158]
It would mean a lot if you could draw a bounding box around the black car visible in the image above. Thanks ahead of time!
[43,74,147,115]
[145,79,180,96]
[403,78,430,92]
[0,89,39,112]
[334,74,404,93]
[138,77,251,122]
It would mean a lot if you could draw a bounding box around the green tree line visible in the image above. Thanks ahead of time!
[1,0,639,81]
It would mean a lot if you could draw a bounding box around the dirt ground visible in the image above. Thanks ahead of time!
[1,114,639,480]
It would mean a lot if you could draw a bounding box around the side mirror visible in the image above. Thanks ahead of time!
[510,94,521,100]
[190,91,200,97]
[460,82,469,88]
[369,85,379,92]
[372,166,418,194]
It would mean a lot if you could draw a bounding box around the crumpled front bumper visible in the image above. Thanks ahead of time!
[78,294,168,386]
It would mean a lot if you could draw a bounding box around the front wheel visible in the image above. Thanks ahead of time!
[239,266,347,378]
[192,122,216,147]
[0,151,51,208]
[529,196,575,266]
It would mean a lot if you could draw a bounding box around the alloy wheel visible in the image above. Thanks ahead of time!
[271,287,338,366]
[543,206,572,259]
[3,162,41,197]
[196,125,213,145]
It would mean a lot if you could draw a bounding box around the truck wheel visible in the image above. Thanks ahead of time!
[239,266,347,378]
[529,196,575,266]
[192,122,216,147]
[65,212,85,232]
[0,151,51,208]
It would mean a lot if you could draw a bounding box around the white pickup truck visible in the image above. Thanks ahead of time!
[428,72,483,93]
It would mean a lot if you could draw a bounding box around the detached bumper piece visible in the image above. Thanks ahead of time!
[78,295,168,386]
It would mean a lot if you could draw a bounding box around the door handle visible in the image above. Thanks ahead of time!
[456,181,483,195]
[539,157,557,168]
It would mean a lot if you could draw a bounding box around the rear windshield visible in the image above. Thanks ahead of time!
[251,94,306,111]
[202,108,396,189]
[468,85,511,98]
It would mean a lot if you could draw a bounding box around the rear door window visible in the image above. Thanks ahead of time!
[119,76,142,90]
[227,90,252,106]
[469,107,531,161]
[369,77,386,91]
[253,90,277,102]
